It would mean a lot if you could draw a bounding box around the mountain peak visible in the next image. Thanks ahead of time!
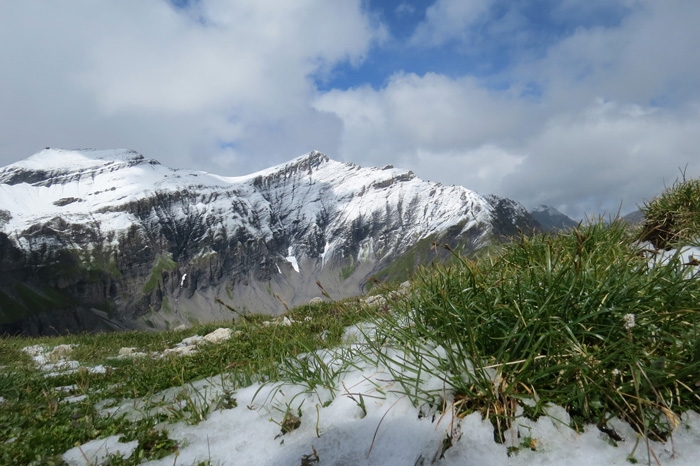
[529,205,577,231]
[23,148,146,169]
[0,148,158,186]
[284,150,330,170]
[247,151,332,184]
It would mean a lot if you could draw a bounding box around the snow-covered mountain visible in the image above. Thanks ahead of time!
[0,148,538,335]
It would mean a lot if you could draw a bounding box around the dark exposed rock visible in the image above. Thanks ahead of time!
[529,205,578,231]
[53,197,85,207]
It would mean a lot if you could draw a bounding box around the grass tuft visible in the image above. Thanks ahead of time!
[639,176,700,249]
[362,220,700,441]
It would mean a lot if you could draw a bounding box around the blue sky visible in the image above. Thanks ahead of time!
[324,1,631,91]
[1,0,700,219]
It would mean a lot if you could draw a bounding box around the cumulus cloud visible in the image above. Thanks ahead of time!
[0,0,381,172]
[2,0,699,220]
[314,71,531,165]
[529,0,700,107]
[507,100,700,218]
[315,0,700,219]
[410,0,494,46]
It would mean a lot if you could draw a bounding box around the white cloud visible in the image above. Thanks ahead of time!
[410,0,494,46]
[507,100,700,218]
[314,72,530,158]
[77,1,380,116]
[526,0,700,106]
[315,0,700,219]
[2,0,700,220]
[0,0,381,172]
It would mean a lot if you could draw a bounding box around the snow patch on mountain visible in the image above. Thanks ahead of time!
[286,247,300,273]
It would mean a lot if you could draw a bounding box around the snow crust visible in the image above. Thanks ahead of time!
[80,356,700,466]
[52,323,699,466]
[63,435,138,466]
[13,148,144,171]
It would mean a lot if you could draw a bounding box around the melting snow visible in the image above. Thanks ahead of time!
[48,324,700,466]
[63,436,138,466]
[122,363,700,466]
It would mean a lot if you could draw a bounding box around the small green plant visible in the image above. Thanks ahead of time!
[275,347,360,402]
[301,445,320,465]
[343,389,367,418]
[119,419,179,462]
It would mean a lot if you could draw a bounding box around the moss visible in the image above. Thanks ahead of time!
[160,297,172,314]
[0,283,78,326]
[142,254,178,294]
[374,235,438,284]
[187,315,200,326]
[374,223,486,285]
[14,284,51,309]
[339,257,356,281]
[39,286,73,307]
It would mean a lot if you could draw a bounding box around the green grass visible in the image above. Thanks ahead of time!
[361,220,700,442]
[0,299,377,465]
[340,257,356,281]
[0,290,32,323]
[141,253,178,294]
[2,178,700,464]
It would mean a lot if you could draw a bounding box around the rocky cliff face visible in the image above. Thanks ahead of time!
[0,148,539,335]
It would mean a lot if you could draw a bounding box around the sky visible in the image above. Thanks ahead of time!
[2,0,700,220]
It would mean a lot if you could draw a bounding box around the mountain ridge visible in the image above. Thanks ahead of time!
[529,204,578,231]
[0,148,539,335]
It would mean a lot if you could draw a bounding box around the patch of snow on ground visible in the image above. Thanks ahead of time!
[62,435,138,466]
[128,363,700,466]
[50,319,700,466]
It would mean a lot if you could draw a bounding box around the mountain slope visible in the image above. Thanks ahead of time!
[0,148,538,335]
[529,205,578,231]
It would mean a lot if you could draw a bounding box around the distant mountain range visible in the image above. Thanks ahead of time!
[0,149,540,335]
[529,205,579,231]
